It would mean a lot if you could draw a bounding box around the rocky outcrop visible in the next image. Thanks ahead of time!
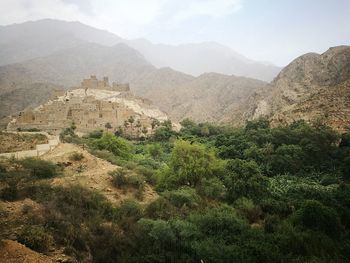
[233,46,350,131]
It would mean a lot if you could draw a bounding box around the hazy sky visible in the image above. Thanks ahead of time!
[1,0,349,66]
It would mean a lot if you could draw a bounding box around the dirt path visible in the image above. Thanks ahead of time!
[42,143,158,205]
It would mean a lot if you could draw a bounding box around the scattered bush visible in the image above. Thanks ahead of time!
[134,165,156,185]
[19,158,60,179]
[69,152,84,161]
[110,169,146,190]
[110,169,128,188]
[127,174,146,189]
[18,225,53,252]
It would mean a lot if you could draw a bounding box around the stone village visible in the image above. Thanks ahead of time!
[7,76,168,137]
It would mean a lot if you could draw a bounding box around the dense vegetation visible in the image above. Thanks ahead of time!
[1,119,350,262]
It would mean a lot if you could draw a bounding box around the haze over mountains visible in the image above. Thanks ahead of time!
[127,39,281,81]
[0,19,349,131]
[0,19,281,80]
[0,19,272,119]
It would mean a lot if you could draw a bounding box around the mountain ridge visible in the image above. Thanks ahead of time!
[228,45,350,131]
[0,19,280,81]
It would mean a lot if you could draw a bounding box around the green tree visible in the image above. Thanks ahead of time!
[269,144,304,174]
[294,200,342,236]
[147,143,163,159]
[223,159,268,202]
[92,133,131,159]
[158,140,223,189]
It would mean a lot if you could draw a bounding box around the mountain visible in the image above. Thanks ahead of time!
[154,72,266,122]
[0,41,266,123]
[127,39,281,81]
[231,46,350,131]
[0,42,154,117]
[0,19,280,81]
[0,19,122,66]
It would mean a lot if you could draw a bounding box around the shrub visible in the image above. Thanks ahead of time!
[92,133,131,159]
[135,166,156,184]
[127,174,146,189]
[59,127,80,143]
[138,219,176,244]
[52,186,115,223]
[153,127,176,141]
[19,158,59,179]
[145,197,175,219]
[136,157,160,169]
[110,169,128,188]
[116,200,142,222]
[18,225,53,252]
[189,205,247,239]
[234,197,262,223]
[0,182,18,201]
[134,188,144,201]
[87,129,103,139]
[293,200,342,236]
[197,177,226,200]
[162,187,200,208]
[110,169,146,190]
[147,143,163,159]
[69,152,84,161]
[264,214,280,233]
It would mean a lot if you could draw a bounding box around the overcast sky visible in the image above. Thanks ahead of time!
[1,0,349,66]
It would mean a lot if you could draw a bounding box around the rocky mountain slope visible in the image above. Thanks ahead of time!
[158,72,266,122]
[0,42,154,118]
[230,46,350,131]
[0,42,266,123]
[0,19,280,81]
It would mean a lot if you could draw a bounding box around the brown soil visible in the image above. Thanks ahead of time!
[42,143,158,205]
[0,240,53,263]
[0,132,48,153]
[0,199,43,240]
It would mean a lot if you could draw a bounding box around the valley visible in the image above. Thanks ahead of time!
[0,11,350,263]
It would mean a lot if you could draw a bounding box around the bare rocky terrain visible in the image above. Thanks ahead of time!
[224,46,350,131]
